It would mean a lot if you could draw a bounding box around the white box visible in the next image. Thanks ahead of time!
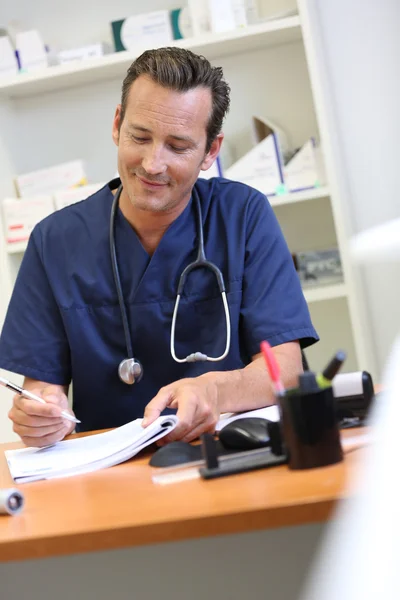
[16,30,48,72]
[225,116,288,196]
[2,196,54,245]
[284,138,327,192]
[170,8,193,39]
[57,43,110,65]
[0,34,18,78]
[208,0,236,33]
[188,0,211,37]
[53,182,105,210]
[111,11,173,53]
[232,0,259,27]
[15,161,87,198]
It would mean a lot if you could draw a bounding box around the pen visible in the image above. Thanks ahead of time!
[316,350,347,389]
[260,340,285,397]
[0,376,80,424]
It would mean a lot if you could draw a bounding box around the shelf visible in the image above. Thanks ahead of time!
[303,282,348,303]
[3,231,348,306]
[5,184,330,257]
[0,17,301,99]
[237,178,330,206]
[6,241,28,254]
[269,186,330,207]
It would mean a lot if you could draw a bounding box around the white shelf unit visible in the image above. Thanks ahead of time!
[303,282,348,303]
[0,17,302,99]
[4,185,331,255]
[268,185,330,207]
[0,2,375,441]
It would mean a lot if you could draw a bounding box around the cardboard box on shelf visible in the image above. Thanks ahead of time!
[170,8,193,39]
[225,115,326,196]
[2,196,54,245]
[284,138,327,192]
[187,0,211,37]
[57,43,110,65]
[111,11,174,53]
[225,116,288,196]
[15,160,87,198]
[16,30,49,73]
[53,182,105,210]
[208,0,236,33]
[232,0,259,27]
[0,32,18,78]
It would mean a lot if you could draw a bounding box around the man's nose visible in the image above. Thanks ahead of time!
[142,145,167,176]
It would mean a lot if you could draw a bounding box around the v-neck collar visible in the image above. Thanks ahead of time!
[107,181,196,304]
[107,179,194,258]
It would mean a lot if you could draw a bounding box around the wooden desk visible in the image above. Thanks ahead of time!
[0,428,367,563]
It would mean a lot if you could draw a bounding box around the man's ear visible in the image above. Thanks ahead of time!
[112,105,122,147]
[200,133,224,172]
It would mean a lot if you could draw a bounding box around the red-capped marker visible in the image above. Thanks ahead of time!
[260,340,285,397]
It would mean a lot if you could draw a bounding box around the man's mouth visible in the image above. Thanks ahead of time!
[136,175,169,188]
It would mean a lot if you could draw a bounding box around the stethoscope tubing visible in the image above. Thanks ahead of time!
[110,182,231,382]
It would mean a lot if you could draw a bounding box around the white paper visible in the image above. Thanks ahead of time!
[216,405,280,432]
[5,415,178,483]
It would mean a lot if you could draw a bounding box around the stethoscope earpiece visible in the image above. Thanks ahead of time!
[118,358,144,385]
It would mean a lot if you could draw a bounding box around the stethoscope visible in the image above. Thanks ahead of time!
[110,183,231,385]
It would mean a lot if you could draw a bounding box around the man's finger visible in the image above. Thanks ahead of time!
[143,387,173,427]
[21,423,70,448]
[166,398,200,440]
[10,405,64,428]
[181,418,217,443]
[14,395,62,418]
[13,421,67,439]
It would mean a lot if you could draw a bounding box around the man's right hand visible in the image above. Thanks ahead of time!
[8,383,76,447]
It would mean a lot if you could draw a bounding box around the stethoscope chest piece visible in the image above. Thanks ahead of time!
[118,358,143,385]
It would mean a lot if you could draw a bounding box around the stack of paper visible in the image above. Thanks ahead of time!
[5,415,178,483]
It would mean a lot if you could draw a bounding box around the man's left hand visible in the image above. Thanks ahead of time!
[142,377,220,443]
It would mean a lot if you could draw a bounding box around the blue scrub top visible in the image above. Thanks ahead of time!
[0,178,318,431]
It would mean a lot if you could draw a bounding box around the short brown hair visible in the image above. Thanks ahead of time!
[120,47,231,152]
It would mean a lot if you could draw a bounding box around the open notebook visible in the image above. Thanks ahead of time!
[5,415,178,483]
[5,405,280,483]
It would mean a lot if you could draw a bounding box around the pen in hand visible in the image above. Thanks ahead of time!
[0,376,80,424]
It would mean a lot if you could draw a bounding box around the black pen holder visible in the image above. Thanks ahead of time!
[280,386,343,470]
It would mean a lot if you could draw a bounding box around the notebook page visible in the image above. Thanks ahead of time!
[6,415,178,480]
[15,420,181,483]
[216,405,280,432]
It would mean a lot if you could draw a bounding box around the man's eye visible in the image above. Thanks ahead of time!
[170,145,187,153]
[132,136,148,143]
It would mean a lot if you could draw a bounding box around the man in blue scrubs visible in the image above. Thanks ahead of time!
[0,47,318,447]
